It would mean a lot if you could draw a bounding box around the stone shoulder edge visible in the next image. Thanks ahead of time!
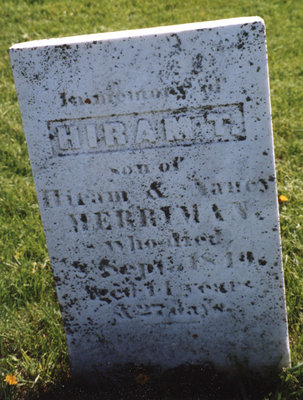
[9,16,265,52]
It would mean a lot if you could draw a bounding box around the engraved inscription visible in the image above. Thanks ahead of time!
[70,252,262,323]
[48,103,245,156]
[102,229,224,252]
[42,189,129,208]
[42,174,274,211]
[67,202,205,233]
[59,78,227,108]
[195,176,275,197]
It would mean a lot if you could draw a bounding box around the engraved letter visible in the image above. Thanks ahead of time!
[57,125,80,150]
[104,122,126,146]
[164,116,193,141]
[139,208,157,227]
[86,124,98,148]
[135,119,156,144]
[95,211,112,230]
[206,112,231,139]
[116,210,135,228]
[69,213,89,232]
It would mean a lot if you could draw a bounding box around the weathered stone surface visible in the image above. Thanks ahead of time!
[10,17,290,377]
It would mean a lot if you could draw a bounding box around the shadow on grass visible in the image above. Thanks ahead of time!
[37,362,281,400]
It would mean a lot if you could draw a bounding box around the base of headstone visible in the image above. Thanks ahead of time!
[66,362,282,400]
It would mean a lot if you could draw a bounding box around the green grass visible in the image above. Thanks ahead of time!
[0,0,303,398]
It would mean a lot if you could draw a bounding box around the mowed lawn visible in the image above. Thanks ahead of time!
[1,0,303,399]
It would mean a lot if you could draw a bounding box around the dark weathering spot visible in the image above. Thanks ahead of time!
[192,53,203,75]
[247,252,254,263]
[219,284,227,294]
[72,261,88,273]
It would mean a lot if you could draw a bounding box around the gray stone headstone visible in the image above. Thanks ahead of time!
[10,17,290,378]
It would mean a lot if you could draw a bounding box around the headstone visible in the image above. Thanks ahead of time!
[10,17,290,379]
